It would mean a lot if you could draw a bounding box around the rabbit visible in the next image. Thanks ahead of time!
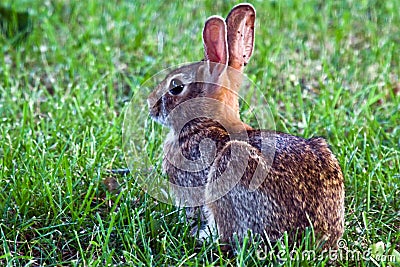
[147,3,344,251]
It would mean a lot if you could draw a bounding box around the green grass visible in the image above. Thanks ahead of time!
[1,0,399,266]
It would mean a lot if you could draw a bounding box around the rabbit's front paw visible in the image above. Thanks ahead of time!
[190,220,217,243]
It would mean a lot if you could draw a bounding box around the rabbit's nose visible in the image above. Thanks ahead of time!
[147,94,157,109]
[147,96,162,118]
[147,89,160,108]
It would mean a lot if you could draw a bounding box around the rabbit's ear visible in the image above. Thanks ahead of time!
[203,16,228,65]
[226,4,255,71]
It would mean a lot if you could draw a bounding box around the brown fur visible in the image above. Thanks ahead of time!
[147,3,344,250]
[206,131,344,248]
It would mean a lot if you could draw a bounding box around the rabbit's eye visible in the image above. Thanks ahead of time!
[169,79,184,95]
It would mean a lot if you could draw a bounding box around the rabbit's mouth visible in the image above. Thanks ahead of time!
[149,114,166,126]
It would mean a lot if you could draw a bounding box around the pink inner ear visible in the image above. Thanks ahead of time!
[225,4,255,70]
[203,18,228,64]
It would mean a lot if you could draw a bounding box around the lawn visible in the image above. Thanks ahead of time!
[0,0,399,266]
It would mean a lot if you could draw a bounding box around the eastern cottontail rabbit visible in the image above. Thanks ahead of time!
[147,3,344,250]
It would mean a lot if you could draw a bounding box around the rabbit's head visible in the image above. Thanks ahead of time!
[148,4,255,132]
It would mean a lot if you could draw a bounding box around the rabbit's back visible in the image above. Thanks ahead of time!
[206,130,344,248]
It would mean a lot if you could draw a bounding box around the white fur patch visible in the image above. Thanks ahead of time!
[198,207,218,241]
